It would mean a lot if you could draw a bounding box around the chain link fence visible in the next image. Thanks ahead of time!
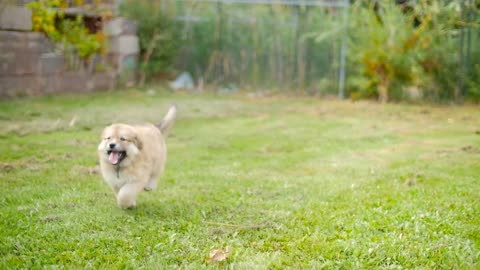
[168,0,348,95]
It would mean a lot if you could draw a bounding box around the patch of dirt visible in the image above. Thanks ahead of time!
[0,163,16,173]
[206,247,231,264]
[434,149,455,156]
[461,145,480,154]
[40,215,62,223]
[419,109,430,114]
[24,158,42,171]
[71,165,100,176]
[66,139,90,146]
[206,221,277,236]
[47,203,59,209]
[207,143,230,150]
[405,178,417,186]
[0,160,40,172]
[66,202,77,209]
[1,155,75,174]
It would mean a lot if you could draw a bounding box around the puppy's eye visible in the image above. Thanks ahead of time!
[120,137,126,141]
[105,136,111,140]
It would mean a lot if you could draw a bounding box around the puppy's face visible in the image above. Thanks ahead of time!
[98,124,143,166]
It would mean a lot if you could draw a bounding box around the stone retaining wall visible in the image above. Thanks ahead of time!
[0,30,116,98]
[0,4,138,98]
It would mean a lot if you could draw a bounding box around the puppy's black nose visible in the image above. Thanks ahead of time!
[109,143,116,149]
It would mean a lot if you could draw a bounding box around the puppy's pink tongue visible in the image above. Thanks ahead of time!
[109,152,121,165]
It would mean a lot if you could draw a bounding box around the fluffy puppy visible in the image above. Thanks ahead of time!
[98,105,177,209]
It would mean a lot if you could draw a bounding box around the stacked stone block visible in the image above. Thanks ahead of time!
[104,17,139,86]
[0,4,130,98]
[0,5,32,31]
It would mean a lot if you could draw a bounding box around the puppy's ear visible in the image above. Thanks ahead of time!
[133,136,143,150]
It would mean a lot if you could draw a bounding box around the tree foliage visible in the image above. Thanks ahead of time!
[120,0,180,84]
[347,0,477,102]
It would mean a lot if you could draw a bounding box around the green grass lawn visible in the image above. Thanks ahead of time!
[0,89,479,269]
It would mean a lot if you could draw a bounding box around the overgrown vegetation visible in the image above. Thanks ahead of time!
[347,0,479,102]
[119,0,341,92]
[27,0,104,66]
[57,16,102,59]
[125,0,479,102]
[0,90,479,268]
[120,0,180,85]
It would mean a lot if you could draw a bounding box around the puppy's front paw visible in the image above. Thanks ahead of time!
[117,187,138,209]
[118,200,136,210]
[123,204,136,210]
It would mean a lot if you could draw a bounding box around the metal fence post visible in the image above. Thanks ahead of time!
[457,0,466,103]
[338,0,349,99]
[465,0,473,98]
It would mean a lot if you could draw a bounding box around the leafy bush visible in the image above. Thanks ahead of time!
[120,0,180,85]
[58,16,102,59]
[27,0,64,40]
[347,1,463,102]
[27,0,102,62]
[121,0,478,101]
[156,3,342,92]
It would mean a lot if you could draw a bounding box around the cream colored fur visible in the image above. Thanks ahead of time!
[98,105,176,209]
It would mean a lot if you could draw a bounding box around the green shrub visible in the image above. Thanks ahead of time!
[27,0,102,64]
[347,0,463,102]
[58,16,102,59]
[120,0,180,84]
[168,3,342,92]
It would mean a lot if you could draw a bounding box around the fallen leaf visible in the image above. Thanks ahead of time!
[206,247,231,264]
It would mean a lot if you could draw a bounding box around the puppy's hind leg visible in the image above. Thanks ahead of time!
[117,184,143,209]
[110,185,120,196]
[144,176,159,191]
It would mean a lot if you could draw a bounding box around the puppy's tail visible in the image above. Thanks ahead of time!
[156,105,177,136]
